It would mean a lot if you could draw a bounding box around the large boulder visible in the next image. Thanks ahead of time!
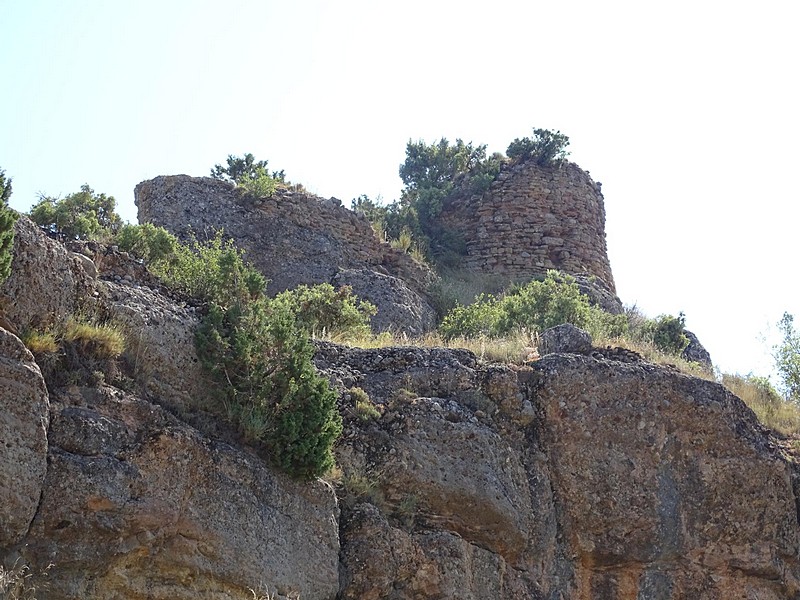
[532,353,800,599]
[0,216,95,331]
[17,385,340,600]
[333,268,436,335]
[135,175,437,335]
[0,328,49,548]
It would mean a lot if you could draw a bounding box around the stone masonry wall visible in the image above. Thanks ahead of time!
[440,160,617,295]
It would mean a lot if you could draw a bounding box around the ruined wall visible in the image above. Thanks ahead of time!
[440,160,617,295]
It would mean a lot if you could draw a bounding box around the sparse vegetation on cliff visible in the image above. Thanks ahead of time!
[211,152,286,198]
[157,231,351,479]
[0,168,17,285]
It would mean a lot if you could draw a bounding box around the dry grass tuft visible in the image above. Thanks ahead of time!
[63,318,125,359]
[721,374,800,436]
[21,330,59,354]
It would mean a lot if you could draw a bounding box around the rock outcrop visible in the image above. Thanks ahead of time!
[135,175,437,335]
[0,327,49,548]
[314,343,800,599]
[0,216,95,332]
[1,194,796,598]
[17,385,340,600]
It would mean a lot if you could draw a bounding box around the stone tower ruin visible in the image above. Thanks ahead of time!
[439,159,619,308]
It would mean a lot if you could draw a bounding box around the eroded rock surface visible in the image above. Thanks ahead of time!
[533,353,800,599]
[135,175,437,334]
[0,327,49,548]
[16,385,340,600]
[0,216,94,331]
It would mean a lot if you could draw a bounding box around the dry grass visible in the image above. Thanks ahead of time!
[20,330,59,354]
[721,374,800,436]
[63,318,125,359]
[0,559,51,600]
[593,334,716,381]
[332,329,537,364]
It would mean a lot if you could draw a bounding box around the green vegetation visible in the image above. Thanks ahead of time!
[273,283,376,340]
[0,168,17,284]
[29,184,121,240]
[774,312,800,403]
[115,222,178,263]
[151,232,267,305]
[160,232,346,479]
[506,128,571,166]
[211,153,286,198]
[439,271,627,341]
[386,138,504,267]
[352,129,568,268]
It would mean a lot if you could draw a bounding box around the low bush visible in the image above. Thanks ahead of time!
[439,271,627,341]
[114,223,178,263]
[160,232,346,479]
[273,283,376,339]
[151,232,267,306]
[506,128,571,166]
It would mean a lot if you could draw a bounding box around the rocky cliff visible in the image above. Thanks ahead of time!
[2,217,799,599]
[135,176,437,335]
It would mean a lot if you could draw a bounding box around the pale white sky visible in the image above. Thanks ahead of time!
[1,0,798,380]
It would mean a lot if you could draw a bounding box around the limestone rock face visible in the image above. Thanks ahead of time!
[0,327,49,548]
[17,385,340,600]
[333,268,437,335]
[315,344,555,599]
[103,281,210,414]
[533,353,800,599]
[0,216,94,331]
[316,343,800,599]
[135,175,437,334]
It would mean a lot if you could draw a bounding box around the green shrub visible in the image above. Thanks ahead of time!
[652,313,689,355]
[29,184,121,240]
[164,232,345,479]
[114,223,178,263]
[273,283,376,339]
[439,271,627,341]
[151,232,267,307]
[211,152,285,183]
[195,297,342,479]
[211,153,286,199]
[506,128,571,166]
[774,312,800,403]
[385,138,504,267]
[0,168,17,285]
